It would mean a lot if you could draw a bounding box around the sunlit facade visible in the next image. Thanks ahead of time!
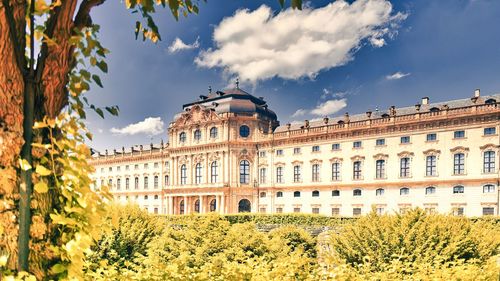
[91,88,500,217]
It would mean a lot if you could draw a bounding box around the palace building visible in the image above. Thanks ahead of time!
[90,87,500,217]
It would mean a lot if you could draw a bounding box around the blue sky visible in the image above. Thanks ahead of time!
[86,0,500,152]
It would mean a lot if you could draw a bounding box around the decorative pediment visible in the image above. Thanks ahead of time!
[178,155,189,165]
[480,143,500,151]
[310,159,323,164]
[291,160,303,165]
[373,153,388,160]
[423,149,441,156]
[172,105,221,128]
[450,146,469,154]
[350,155,365,161]
[397,151,414,158]
[274,162,285,166]
[329,157,343,163]
[193,153,205,164]
[208,152,220,162]
[258,162,268,167]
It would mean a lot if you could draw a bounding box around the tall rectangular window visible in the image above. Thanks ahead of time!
[484,151,496,173]
[144,176,148,189]
[134,177,139,189]
[276,167,283,183]
[154,176,158,189]
[353,161,362,180]
[180,165,187,185]
[453,153,465,175]
[125,178,130,190]
[259,168,267,184]
[375,160,385,179]
[331,163,341,181]
[211,162,218,183]
[400,157,410,178]
[195,164,202,184]
[426,156,437,176]
[312,164,320,182]
[293,165,301,182]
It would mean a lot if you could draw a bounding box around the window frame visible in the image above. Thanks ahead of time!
[239,160,250,184]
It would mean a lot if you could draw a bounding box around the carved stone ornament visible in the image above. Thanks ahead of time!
[397,151,415,158]
[449,146,470,154]
[172,104,221,128]
[480,143,500,151]
[373,153,389,160]
[423,149,441,156]
[350,155,365,161]
[329,157,343,163]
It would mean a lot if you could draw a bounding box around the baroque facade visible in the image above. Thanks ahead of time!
[90,88,500,217]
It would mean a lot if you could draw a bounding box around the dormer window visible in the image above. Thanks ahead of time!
[210,127,218,139]
[193,129,201,141]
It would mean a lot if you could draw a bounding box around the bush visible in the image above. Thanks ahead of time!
[322,208,500,279]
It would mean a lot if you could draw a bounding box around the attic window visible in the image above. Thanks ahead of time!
[381,113,390,118]
[485,98,496,104]
[429,107,440,112]
[337,120,344,124]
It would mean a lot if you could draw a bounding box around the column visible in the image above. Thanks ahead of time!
[168,196,174,215]
[215,195,220,213]
[220,194,225,214]
[184,195,188,215]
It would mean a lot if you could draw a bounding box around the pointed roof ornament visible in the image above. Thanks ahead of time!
[208,85,212,94]
[236,78,239,89]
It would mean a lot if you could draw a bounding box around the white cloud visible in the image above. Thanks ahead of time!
[310,99,347,116]
[386,71,410,80]
[291,109,307,118]
[110,117,164,136]
[168,37,200,53]
[196,0,406,83]
[321,88,347,100]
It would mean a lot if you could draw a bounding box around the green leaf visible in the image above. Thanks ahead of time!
[50,263,66,274]
[95,108,104,119]
[135,21,142,40]
[97,60,108,73]
[105,106,119,116]
[291,0,302,10]
[36,165,52,176]
[92,74,103,88]
[278,0,285,8]
[34,182,49,193]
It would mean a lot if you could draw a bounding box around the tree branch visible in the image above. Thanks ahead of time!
[1,0,27,74]
[74,0,106,29]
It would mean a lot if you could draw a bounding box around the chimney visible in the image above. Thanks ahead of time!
[415,104,421,111]
[474,89,480,98]
[421,97,429,105]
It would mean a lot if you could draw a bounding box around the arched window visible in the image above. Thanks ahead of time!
[179,132,186,143]
[332,190,340,197]
[125,178,130,190]
[154,195,159,200]
[483,184,495,193]
[376,188,384,196]
[484,151,496,173]
[485,98,496,104]
[276,191,283,198]
[312,190,320,197]
[134,177,139,189]
[240,160,250,184]
[108,178,113,188]
[116,178,121,190]
[210,127,218,139]
[453,153,465,175]
[154,175,159,188]
[164,175,169,186]
[425,186,436,195]
[194,199,200,213]
[179,200,185,215]
[453,185,464,194]
[312,164,320,182]
[195,163,202,184]
[293,191,301,197]
[429,107,440,113]
[238,199,251,213]
[381,113,390,118]
[400,187,409,195]
[180,164,187,185]
[193,129,201,141]
[259,192,266,198]
[144,195,148,200]
[353,189,362,196]
[209,199,216,212]
[144,176,148,189]
[211,161,218,183]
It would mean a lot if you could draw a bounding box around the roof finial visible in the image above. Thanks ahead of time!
[236,78,239,89]
[208,85,212,94]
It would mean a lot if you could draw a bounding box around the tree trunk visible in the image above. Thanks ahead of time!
[0,0,26,270]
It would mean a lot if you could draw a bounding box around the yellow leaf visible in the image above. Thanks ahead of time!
[35,165,52,176]
[34,182,48,193]
[19,159,32,171]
